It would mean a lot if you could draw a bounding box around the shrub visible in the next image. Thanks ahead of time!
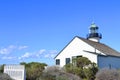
[0,73,13,80]
[38,66,82,80]
[64,57,98,80]
[20,62,47,80]
[95,68,120,80]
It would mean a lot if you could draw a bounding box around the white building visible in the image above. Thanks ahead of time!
[55,23,120,69]
[4,65,26,80]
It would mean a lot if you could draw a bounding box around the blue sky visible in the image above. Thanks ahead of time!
[0,0,120,65]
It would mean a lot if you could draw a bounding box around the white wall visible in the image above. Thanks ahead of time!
[98,55,120,69]
[4,65,26,80]
[55,37,99,67]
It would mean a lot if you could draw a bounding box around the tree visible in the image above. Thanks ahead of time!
[0,64,5,73]
[84,63,98,80]
[65,57,98,80]
[75,57,91,69]
[20,62,47,80]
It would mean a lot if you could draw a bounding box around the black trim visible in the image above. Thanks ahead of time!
[66,58,70,64]
[87,33,102,39]
[56,59,60,65]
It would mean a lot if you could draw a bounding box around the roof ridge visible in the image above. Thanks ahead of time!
[77,36,120,57]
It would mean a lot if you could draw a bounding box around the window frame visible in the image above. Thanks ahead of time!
[66,58,70,64]
[56,59,60,65]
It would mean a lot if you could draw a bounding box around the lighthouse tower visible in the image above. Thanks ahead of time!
[87,23,102,42]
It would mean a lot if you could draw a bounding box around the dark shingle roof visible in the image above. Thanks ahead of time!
[78,36,120,57]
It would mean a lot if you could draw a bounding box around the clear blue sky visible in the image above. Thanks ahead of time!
[0,0,120,65]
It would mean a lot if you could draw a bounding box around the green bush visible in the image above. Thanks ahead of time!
[20,62,47,80]
[64,57,98,80]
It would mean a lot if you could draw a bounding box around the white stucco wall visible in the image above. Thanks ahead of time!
[98,55,120,69]
[55,37,99,67]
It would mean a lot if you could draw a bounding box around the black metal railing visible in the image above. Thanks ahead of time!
[87,33,102,39]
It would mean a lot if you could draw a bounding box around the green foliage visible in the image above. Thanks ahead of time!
[65,57,98,80]
[56,76,68,80]
[20,62,47,80]
[0,64,5,73]
[84,63,98,80]
[76,57,91,68]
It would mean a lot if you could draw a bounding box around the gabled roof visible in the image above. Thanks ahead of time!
[78,36,120,57]
[55,36,120,59]
[54,37,77,59]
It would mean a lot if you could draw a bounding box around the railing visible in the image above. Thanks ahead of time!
[87,33,102,39]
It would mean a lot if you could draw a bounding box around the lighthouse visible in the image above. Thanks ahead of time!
[87,23,102,42]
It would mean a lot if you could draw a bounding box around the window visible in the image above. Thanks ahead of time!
[56,59,60,65]
[66,58,70,64]
[77,55,82,58]
[72,55,82,66]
